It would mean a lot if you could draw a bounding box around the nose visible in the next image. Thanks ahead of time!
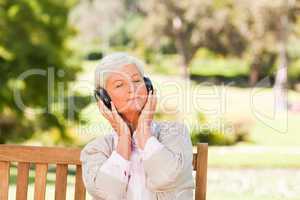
[127,81,136,97]
[127,80,143,98]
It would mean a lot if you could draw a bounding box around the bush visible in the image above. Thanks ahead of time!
[86,51,103,60]
[191,129,236,146]
[191,112,252,146]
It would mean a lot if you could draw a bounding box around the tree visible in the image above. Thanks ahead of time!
[235,0,300,109]
[70,0,126,50]
[0,0,81,143]
[138,0,246,79]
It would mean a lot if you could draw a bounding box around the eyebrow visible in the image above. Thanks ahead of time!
[112,73,140,83]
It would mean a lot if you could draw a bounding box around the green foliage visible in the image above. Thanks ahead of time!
[138,0,247,71]
[0,110,34,144]
[0,0,83,144]
[289,59,300,84]
[191,129,236,146]
[191,112,251,146]
[148,53,181,75]
[189,48,250,77]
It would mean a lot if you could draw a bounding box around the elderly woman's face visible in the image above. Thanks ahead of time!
[105,64,148,114]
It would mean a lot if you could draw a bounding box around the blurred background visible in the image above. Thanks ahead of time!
[1,0,300,199]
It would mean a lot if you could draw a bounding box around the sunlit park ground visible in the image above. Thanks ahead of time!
[11,61,300,200]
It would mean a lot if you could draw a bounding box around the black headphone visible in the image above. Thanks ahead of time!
[94,76,154,110]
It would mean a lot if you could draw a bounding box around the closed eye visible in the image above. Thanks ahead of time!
[116,83,123,88]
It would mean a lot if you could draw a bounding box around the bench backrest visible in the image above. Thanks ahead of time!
[0,143,208,200]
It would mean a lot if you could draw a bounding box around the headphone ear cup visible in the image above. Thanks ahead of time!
[143,77,154,94]
[98,88,112,110]
[94,90,100,101]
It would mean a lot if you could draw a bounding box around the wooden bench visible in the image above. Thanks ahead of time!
[0,143,208,200]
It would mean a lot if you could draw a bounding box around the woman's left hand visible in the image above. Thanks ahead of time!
[136,89,157,150]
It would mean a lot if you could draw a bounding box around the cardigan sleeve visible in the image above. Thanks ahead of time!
[80,134,129,200]
[142,122,194,192]
[140,136,164,160]
[99,150,130,183]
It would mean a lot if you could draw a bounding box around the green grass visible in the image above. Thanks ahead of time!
[207,146,300,168]
[207,192,299,200]
[8,165,300,200]
[251,113,300,146]
[189,57,249,77]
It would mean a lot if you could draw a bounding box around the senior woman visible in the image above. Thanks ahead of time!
[80,52,195,200]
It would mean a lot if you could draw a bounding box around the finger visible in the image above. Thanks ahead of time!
[111,102,124,124]
[110,102,119,120]
[151,89,157,112]
[97,99,110,115]
[97,100,113,120]
[148,92,154,116]
[147,91,153,107]
[153,89,157,106]
[150,89,156,106]
[110,102,123,134]
[142,92,152,115]
[97,100,106,114]
[147,90,156,119]
[148,90,154,110]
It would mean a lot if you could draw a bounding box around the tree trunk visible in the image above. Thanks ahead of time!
[274,14,288,111]
[180,56,189,80]
[249,61,260,86]
[274,42,288,111]
[175,36,190,80]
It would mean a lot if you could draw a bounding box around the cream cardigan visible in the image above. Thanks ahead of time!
[101,121,165,200]
[80,121,195,200]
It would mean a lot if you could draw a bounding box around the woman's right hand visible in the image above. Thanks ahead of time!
[97,100,132,160]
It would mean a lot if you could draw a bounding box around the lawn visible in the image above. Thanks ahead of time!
[7,166,300,200]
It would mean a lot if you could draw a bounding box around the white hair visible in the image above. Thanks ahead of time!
[94,52,145,90]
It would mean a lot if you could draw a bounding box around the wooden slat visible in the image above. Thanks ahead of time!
[55,164,68,200]
[34,163,48,200]
[16,162,30,200]
[0,144,81,165]
[195,143,208,200]
[0,161,10,200]
[74,165,86,200]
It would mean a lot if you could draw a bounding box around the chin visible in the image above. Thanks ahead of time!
[127,104,143,112]
[118,103,142,114]
[119,108,141,117]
